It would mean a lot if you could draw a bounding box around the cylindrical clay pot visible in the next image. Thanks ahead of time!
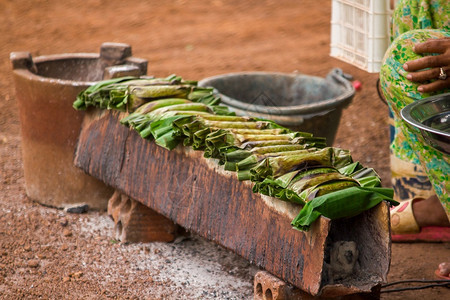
[10,42,148,210]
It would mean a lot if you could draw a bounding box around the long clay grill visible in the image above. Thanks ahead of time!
[73,75,393,298]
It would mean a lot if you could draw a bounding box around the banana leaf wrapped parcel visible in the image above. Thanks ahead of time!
[73,75,398,231]
[73,74,223,112]
[291,186,396,231]
[73,75,191,111]
[245,147,353,182]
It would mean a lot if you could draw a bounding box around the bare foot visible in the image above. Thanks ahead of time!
[412,195,450,227]
[438,262,450,278]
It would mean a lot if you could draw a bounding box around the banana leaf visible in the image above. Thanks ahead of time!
[239,136,327,149]
[187,89,234,115]
[120,98,192,125]
[177,118,287,154]
[224,144,315,170]
[187,87,215,101]
[204,130,323,160]
[210,105,236,116]
[289,172,356,195]
[248,144,313,155]
[356,176,381,187]
[338,161,381,187]
[296,179,360,201]
[236,149,317,175]
[170,116,264,148]
[73,75,190,111]
[220,128,288,135]
[192,94,222,106]
[249,147,353,182]
[189,127,287,151]
[116,74,186,86]
[129,104,211,134]
[129,84,193,99]
[204,130,235,158]
[149,115,193,149]
[338,161,363,175]
[179,119,207,147]
[147,103,212,116]
[202,120,275,130]
[188,120,284,149]
[254,166,338,198]
[126,80,228,112]
[291,187,398,231]
[204,130,282,159]
[193,128,219,149]
[138,111,209,139]
[234,132,311,144]
[73,76,137,110]
[288,179,360,204]
[199,115,256,122]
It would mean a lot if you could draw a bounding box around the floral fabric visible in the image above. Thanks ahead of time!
[380,0,450,217]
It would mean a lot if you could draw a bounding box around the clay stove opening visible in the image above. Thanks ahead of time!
[321,204,389,289]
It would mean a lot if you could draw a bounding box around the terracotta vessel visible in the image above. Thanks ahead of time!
[10,42,147,210]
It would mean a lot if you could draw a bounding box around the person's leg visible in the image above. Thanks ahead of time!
[412,196,450,227]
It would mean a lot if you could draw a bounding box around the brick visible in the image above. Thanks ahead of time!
[254,271,381,300]
[103,65,141,80]
[100,42,132,65]
[107,190,178,243]
[254,271,304,300]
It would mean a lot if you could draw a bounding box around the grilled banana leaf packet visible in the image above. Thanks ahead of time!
[291,186,398,231]
[290,162,398,231]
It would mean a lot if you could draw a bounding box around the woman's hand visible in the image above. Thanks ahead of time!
[403,38,450,93]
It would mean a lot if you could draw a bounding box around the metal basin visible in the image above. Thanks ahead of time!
[401,93,450,155]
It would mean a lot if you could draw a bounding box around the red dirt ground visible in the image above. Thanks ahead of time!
[0,0,448,299]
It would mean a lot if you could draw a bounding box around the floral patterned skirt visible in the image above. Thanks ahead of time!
[380,28,450,218]
[380,0,449,218]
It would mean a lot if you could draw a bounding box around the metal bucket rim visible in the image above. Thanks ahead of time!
[198,69,355,115]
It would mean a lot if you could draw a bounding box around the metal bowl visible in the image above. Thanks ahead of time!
[400,93,450,155]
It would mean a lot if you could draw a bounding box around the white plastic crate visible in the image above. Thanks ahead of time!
[330,0,392,73]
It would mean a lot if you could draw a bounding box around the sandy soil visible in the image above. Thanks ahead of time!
[0,0,448,299]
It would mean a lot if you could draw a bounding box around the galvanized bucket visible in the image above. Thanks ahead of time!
[198,68,355,145]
